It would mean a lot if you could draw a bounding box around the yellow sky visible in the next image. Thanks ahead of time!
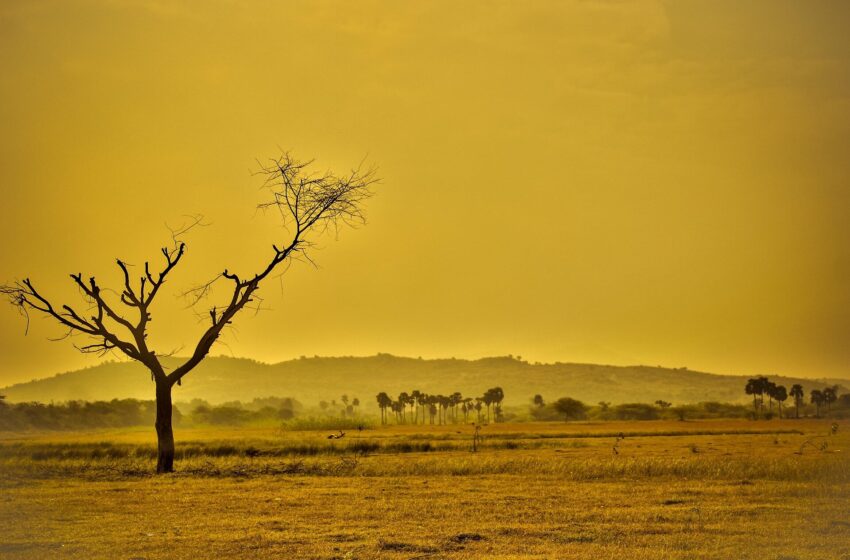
[1,0,849,385]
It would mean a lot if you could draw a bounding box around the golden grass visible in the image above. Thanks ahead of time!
[1,419,848,559]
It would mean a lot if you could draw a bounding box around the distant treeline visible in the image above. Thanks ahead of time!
[530,391,850,422]
[0,395,301,431]
[0,397,178,431]
[528,397,752,422]
[180,396,302,425]
[4,388,849,432]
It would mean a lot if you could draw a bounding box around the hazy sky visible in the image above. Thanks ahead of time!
[1,0,849,385]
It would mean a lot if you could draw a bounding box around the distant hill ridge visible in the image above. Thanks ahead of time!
[1,354,846,407]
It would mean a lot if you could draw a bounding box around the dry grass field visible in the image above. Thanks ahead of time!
[1,419,848,559]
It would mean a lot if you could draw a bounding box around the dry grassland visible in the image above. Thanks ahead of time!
[1,419,848,559]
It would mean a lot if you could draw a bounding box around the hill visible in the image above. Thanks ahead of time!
[1,354,846,408]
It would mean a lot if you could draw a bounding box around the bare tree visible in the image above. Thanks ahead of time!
[1,153,376,473]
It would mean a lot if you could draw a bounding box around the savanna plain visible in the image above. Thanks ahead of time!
[1,419,848,559]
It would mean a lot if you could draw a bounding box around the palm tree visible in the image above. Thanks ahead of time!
[411,390,422,423]
[745,378,760,414]
[765,380,777,412]
[439,395,450,425]
[772,385,787,419]
[351,397,360,415]
[823,386,838,413]
[397,392,410,424]
[811,389,825,418]
[789,384,804,419]
[482,390,493,422]
[450,392,463,423]
[375,392,392,425]
[463,397,474,422]
[425,395,437,424]
[491,387,505,422]
[416,392,428,424]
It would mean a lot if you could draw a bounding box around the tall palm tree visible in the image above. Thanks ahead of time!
[450,392,463,423]
[463,397,474,422]
[823,386,838,413]
[375,392,391,425]
[421,391,431,423]
[773,385,787,419]
[482,390,494,422]
[764,380,777,412]
[490,387,505,422]
[411,390,422,423]
[425,395,435,424]
[811,389,825,418]
[789,384,804,419]
[745,378,759,414]
[397,392,410,424]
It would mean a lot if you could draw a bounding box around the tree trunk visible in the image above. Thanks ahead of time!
[155,380,175,474]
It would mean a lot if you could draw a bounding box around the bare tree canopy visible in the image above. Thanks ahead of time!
[1,152,376,472]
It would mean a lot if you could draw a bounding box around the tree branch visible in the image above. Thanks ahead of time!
[170,153,376,385]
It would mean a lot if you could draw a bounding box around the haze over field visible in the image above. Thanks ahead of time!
[2,1,850,386]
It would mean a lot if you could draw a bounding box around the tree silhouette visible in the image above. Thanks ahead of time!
[481,387,504,423]
[789,384,804,419]
[462,397,474,422]
[554,397,588,422]
[375,392,391,425]
[533,394,545,408]
[762,379,777,412]
[450,392,463,423]
[390,400,403,423]
[811,389,825,418]
[772,385,787,419]
[491,387,505,422]
[745,376,769,416]
[396,392,408,424]
[416,392,428,425]
[1,153,375,473]
[823,386,838,413]
[410,390,422,423]
[745,378,760,414]
[439,395,450,425]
